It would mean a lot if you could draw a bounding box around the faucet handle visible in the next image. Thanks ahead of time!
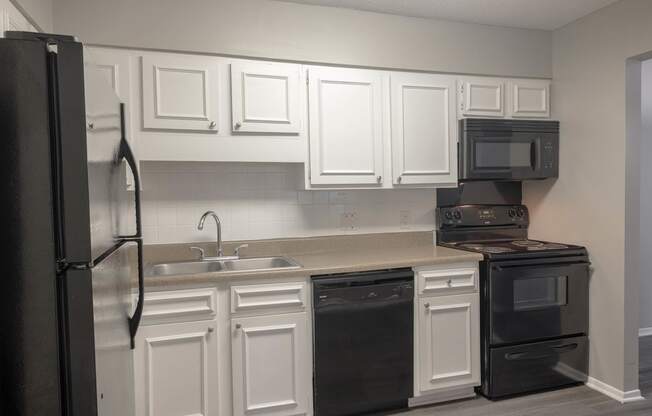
[190,246,205,260]
[234,244,249,257]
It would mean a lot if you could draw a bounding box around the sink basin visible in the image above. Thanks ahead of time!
[145,256,301,277]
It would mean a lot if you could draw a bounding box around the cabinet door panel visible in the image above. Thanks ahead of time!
[231,312,310,416]
[510,79,550,118]
[231,62,300,133]
[134,321,219,416]
[391,73,457,185]
[308,67,384,185]
[459,78,505,118]
[418,293,480,393]
[142,53,220,132]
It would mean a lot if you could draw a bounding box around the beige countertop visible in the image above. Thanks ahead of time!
[139,232,483,288]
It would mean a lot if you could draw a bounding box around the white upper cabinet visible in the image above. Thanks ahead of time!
[391,73,457,186]
[142,53,220,132]
[3,1,31,33]
[458,78,505,118]
[231,312,311,416]
[509,79,550,118]
[230,62,301,134]
[308,66,385,186]
[418,293,480,393]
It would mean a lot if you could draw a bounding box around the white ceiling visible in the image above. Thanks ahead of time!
[273,0,620,30]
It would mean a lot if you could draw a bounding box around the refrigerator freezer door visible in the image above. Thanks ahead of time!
[84,62,136,262]
[92,241,136,416]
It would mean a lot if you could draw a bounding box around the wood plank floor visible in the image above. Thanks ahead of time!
[394,336,652,416]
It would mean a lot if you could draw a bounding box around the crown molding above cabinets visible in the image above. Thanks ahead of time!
[85,46,550,189]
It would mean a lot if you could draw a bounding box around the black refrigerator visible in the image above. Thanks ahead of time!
[0,32,144,416]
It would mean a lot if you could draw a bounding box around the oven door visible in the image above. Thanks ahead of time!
[488,259,589,346]
[460,132,558,181]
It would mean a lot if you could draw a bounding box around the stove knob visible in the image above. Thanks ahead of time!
[444,211,453,220]
[508,208,516,218]
[517,207,525,218]
[453,211,462,220]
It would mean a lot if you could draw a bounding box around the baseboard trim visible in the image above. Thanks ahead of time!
[409,386,476,408]
[639,327,652,337]
[586,376,645,403]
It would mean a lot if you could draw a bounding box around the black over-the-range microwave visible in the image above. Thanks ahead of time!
[458,118,559,181]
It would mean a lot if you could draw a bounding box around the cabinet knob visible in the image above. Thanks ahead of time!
[397,176,402,184]
[87,122,94,130]
[235,323,242,330]
[377,176,382,183]
[424,303,430,309]
[447,279,453,287]
[207,327,214,333]
[234,122,241,130]
[208,121,216,129]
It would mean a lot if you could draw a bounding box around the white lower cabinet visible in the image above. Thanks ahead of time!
[134,320,219,416]
[417,293,480,393]
[231,312,311,416]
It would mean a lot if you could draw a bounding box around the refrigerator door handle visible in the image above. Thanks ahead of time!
[128,239,144,349]
[117,103,142,240]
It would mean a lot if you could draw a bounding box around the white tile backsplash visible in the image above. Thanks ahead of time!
[140,162,437,244]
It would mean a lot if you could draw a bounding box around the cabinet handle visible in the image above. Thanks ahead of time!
[424,303,430,309]
[397,176,402,184]
[234,122,242,129]
[235,323,242,330]
[447,279,453,287]
[87,122,94,130]
[207,327,214,333]
[208,121,216,129]
[377,176,382,183]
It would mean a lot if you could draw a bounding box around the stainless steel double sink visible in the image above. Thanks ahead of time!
[145,256,301,277]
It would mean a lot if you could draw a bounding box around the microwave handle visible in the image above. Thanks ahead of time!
[530,140,538,170]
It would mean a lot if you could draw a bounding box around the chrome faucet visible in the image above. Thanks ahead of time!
[197,210,225,258]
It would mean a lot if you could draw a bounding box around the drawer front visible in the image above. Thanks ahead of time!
[135,288,217,324]
[416,266,478,295]
[231,281,307,314]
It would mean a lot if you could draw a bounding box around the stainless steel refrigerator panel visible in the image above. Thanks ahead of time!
[92,241,136,416]
[84,65,135,262]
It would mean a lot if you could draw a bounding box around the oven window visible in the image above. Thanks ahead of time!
[513,276,567,311]
[475,142,532,168]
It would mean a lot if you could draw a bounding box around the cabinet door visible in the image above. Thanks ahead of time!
[308,66,385,186]
[85,47,137,190]
[509,79,550,118]
[230,62,301,134]
[458,78,505,118]
[418,293,480,393]
[142,53,220,132]
[134,321,219,416]
[3,2,30,32]
[391,73,457,186]
[231,312,310,416]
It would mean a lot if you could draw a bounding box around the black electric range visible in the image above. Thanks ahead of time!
[437,204,590,399]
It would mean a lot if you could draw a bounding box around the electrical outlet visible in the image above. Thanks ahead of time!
[399,210,411,229]
[340,211,358,230]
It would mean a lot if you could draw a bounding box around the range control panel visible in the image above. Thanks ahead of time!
[436,205,529,229]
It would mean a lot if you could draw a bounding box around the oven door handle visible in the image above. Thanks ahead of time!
[505,343,579,361]
[494,261,591,272]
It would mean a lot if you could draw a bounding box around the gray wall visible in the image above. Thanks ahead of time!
[13,0,52,31]
[53,0,552,78]
[640,60,652,332]
[524,0,652,394]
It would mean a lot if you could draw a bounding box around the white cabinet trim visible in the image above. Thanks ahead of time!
[458,79,505,118]
[417,267,477,296]
[136,288,217,324]
[424,302,472,382]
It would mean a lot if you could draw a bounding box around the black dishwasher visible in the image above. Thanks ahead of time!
[313,268,414,416]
